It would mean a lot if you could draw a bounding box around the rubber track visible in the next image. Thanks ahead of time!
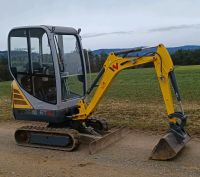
[15,125,80,151]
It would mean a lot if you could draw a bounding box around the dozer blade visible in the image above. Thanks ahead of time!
[89,126,130,154]
[150,131,191,160]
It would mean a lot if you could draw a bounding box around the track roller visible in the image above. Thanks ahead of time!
[85,118,108,134]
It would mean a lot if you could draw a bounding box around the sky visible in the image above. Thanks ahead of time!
[1,0,200,50]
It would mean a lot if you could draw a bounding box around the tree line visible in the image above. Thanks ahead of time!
[0,55,11,81]
[0,49,200,81]
[84,49,200,72]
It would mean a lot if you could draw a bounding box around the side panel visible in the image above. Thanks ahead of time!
[13,108,66,123]
[11,80,67,123]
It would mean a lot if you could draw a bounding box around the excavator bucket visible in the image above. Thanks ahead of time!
[150,131,191,160]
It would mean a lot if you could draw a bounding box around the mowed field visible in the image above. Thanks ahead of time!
[0,65,200,134]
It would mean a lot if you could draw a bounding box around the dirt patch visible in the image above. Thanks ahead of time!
[0,96,11,121]
[93,99,200,135]
[1,96,199,135]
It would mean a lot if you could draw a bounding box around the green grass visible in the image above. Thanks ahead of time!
[1,65,200,134]
[0,81,11,97]
[100,65,200,102]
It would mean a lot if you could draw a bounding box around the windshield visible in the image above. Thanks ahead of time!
[54,34,84,100]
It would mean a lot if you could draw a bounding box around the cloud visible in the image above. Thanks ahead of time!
[82,30,134,38]
[149,24,200,32]
[81,23,200,39]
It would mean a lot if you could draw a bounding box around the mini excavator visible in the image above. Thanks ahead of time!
[8,26,190,160]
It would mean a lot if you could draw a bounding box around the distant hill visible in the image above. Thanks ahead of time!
[92,45,200,56]
[1,45,200,60]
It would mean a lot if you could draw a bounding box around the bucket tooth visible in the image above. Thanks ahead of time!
[150,131,191,160]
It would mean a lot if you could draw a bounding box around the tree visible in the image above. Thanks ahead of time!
[0,58,11,81]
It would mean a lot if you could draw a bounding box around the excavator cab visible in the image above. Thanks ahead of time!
[8,26,87,123]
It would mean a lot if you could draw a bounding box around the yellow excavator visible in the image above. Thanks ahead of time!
[8,25,190,160]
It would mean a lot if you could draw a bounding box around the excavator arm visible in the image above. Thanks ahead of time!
[75,44,181,122]
[74,44,190,160]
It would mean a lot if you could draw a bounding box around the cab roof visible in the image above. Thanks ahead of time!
[9,25,78,35]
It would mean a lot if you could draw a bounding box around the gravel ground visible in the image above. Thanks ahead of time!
[0,121,199,177]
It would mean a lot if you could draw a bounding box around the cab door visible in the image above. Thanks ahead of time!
[9,28,57,105]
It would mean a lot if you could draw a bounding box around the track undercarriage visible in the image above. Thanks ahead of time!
[14,118,130,154]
